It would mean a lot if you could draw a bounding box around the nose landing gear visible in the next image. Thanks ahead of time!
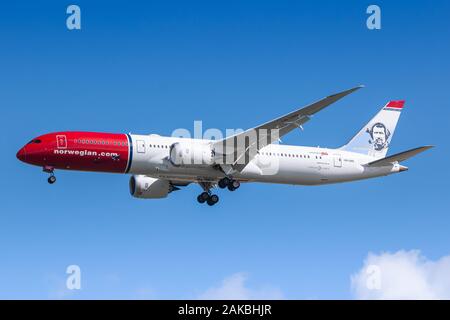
[43,166,56,184]
[48,175,56,184]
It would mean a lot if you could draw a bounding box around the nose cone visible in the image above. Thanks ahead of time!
[16,147,27,162]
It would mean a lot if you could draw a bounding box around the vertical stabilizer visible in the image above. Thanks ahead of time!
[340,100,404,159]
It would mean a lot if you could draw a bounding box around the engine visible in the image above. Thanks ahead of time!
[169,142,215,167]
[129,175,171,199]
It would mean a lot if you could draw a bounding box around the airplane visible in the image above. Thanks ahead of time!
[16,86,433,206]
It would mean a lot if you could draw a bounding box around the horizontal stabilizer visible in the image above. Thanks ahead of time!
[365,145,434,167]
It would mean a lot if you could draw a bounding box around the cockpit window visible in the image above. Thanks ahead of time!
[27,139,42,144]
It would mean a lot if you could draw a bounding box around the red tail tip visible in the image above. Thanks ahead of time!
[387,100,405,109]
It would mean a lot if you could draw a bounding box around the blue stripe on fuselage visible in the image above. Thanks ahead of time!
[125,133,133,173]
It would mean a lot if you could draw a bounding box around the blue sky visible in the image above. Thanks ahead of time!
[0,0,449,299]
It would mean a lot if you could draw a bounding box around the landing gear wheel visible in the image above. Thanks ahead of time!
[200,192,210,201]
[231,180,240,189]
[207,194,219,206]
[197,192,210,204]
[197,195,206,203]
[219,177,240,191]
[48,175,56,184]
[210,194,219,204]
[218,177,230,189]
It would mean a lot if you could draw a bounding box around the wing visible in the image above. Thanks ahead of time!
[365,145,434,167]
[213,85,364,173]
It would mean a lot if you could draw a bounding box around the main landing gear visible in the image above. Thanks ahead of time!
[197,181,220,206]
[218,177,240,191]
[197,177,240,206]
[43,166,56,184]
[197,192,219,206]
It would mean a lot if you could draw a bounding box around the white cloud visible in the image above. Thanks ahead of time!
[198,272,283,300]
[351,250,450,299]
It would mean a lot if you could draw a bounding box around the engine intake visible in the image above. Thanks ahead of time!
[129,175,171,199]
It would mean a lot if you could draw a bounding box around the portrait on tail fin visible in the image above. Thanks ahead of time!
[367,122,390,157]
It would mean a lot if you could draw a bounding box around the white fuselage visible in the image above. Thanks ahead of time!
[127,134,401,186]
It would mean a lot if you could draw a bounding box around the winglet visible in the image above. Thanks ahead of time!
[300,85,364,116]
[329,85,364,98]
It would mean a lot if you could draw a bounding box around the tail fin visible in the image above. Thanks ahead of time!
[340,100,405,159]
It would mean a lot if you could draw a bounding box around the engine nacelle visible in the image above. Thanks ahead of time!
[129,175,170,199]
[169,142,215,167]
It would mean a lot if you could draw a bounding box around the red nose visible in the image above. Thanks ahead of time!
[16,147,27,162]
